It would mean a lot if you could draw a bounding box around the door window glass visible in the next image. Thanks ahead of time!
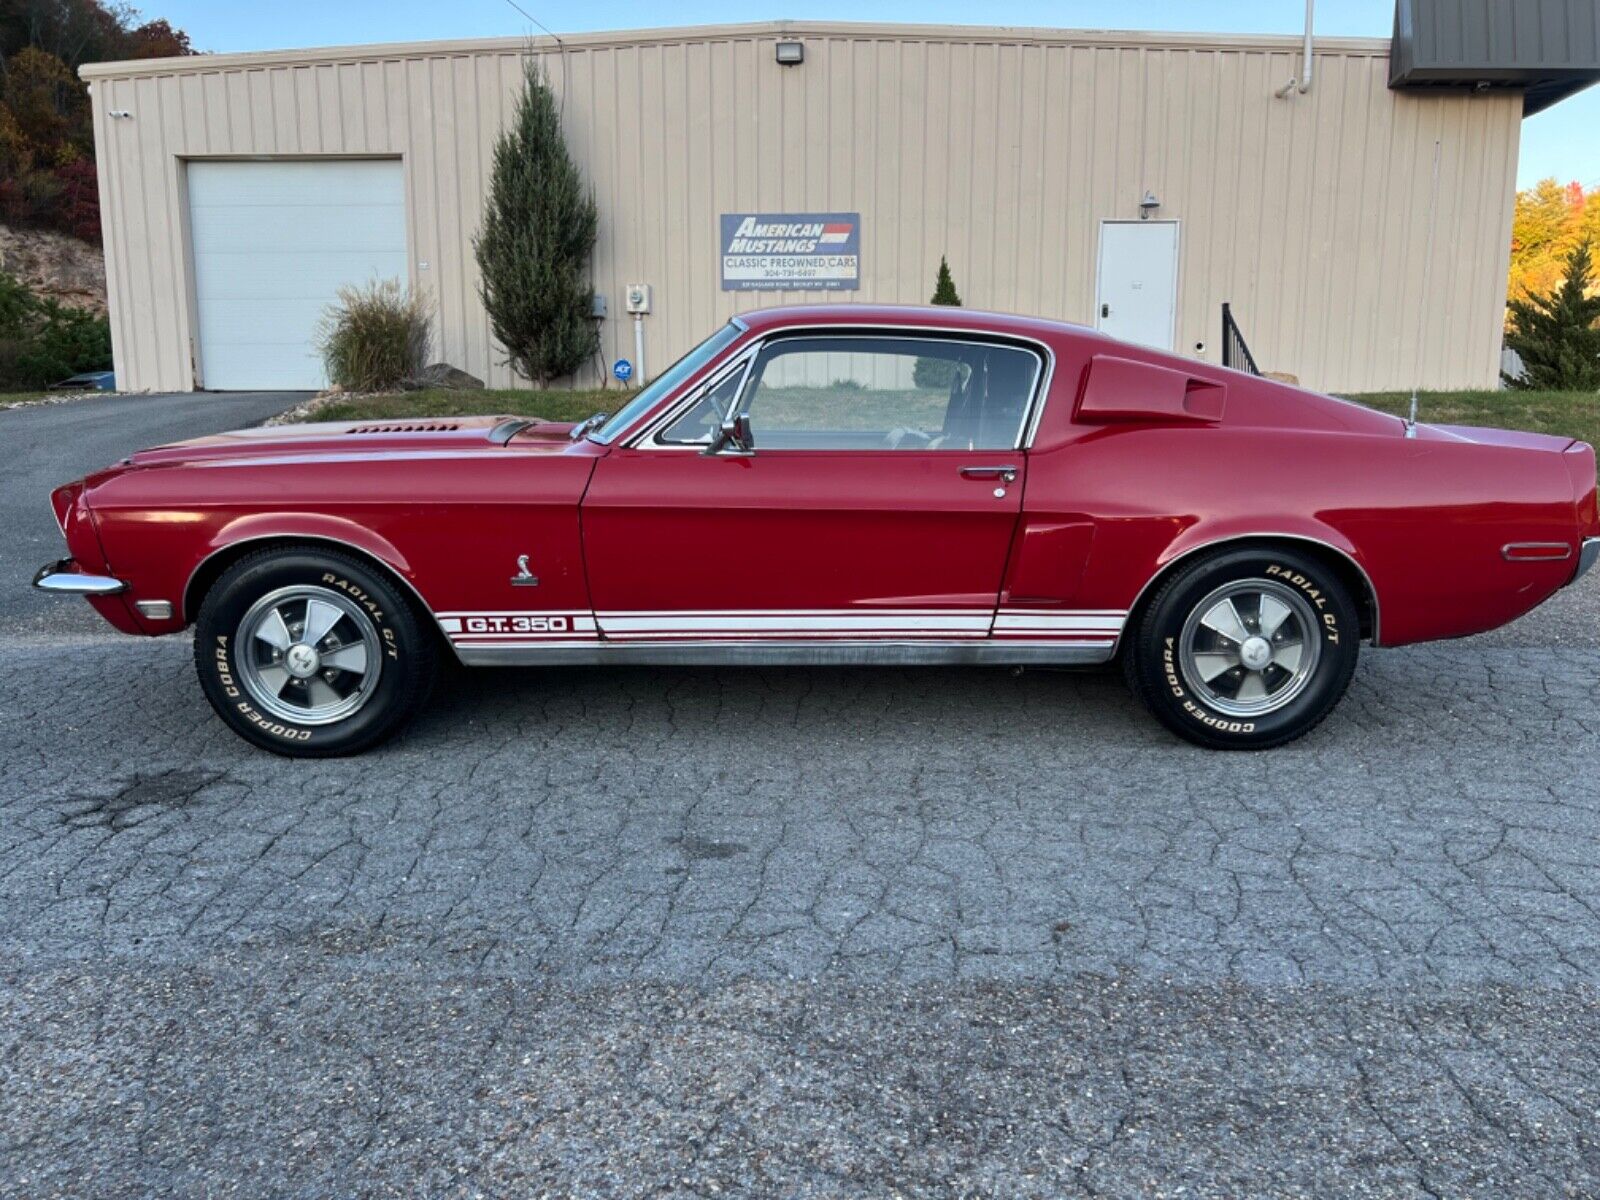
[738,336,1040,451]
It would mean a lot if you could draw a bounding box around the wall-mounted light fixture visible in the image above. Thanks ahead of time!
[1139,190,1161,219]
[775,41,804,66]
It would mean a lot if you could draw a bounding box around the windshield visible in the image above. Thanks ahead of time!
[590,321,745,444]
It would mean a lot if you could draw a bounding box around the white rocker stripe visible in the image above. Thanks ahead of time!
[602,630,993,641]
[991,631,1122,640]
[450,639,605,648]
[993,611,1126,632]
[597,612,993,634]
[436,608,1130,644]
[596,608,989,617]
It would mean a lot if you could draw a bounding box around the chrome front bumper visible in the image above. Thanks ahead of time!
[1573,538,1600,587]
[33,558,127,596]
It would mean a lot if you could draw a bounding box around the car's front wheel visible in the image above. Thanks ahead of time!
[194,547,437,756]
[1123,545,1360,750]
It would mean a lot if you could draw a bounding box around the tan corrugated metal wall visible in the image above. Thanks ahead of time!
[82,21,1522,395]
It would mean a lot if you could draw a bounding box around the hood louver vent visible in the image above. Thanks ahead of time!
[346,422,463,435]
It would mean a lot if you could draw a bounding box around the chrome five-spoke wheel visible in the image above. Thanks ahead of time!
[1178,579,1322,718]
[235,585,381,725]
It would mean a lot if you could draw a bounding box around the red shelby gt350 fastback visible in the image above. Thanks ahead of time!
[35,305,1600,755]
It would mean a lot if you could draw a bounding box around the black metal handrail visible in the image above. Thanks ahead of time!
[1221,302,1260,375]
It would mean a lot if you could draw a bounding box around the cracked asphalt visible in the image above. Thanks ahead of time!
[2,394,1599,1197]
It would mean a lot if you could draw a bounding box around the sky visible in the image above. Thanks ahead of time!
[153,0,1596,190]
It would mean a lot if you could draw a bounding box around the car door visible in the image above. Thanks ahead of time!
[580,331,1045,644]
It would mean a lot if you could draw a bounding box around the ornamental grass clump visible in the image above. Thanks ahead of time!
[316,278,432,392]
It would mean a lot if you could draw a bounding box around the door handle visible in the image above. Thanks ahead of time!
[960,465,1018,483]
[1101,303,1110,318]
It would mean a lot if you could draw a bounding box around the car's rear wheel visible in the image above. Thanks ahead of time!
[1123,545,1360,750]
[194,547,437,756]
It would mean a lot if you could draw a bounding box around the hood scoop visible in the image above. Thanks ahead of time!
[346,421,463,435]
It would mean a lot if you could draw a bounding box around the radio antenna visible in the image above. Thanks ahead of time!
[1407,137,1443,438]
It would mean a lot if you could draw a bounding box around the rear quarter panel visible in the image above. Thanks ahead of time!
[1021,331,1581,646]
[1020,421,1579,647]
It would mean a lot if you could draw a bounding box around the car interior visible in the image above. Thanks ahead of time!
[657,336,1039,451]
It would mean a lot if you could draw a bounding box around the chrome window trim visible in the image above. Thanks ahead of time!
[1020,337,1058,450]
[1115,532,1383,650]
[617,322,1056,452]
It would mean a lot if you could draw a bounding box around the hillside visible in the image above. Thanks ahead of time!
[0,224,106,314]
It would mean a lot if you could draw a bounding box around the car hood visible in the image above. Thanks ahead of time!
[123,415,583,468]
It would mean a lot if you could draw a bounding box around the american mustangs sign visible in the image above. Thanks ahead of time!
[719,212,860,291]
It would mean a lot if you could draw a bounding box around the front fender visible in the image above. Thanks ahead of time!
[181,514,423,624]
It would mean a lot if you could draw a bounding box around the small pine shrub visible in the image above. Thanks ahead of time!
[1504,242,1600,391]
[316,279,432,393]
[915,256,964,389]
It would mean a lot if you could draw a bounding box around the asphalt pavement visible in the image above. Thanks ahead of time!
[1,391,1597,1197]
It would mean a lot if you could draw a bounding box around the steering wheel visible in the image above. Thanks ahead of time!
[885,427,933,450]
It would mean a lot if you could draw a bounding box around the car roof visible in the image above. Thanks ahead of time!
[733,304,1091,343]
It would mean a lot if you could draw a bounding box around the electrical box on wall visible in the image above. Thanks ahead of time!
[625,284,652,314]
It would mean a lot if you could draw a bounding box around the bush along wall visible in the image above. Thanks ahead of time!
[0,268,111,389]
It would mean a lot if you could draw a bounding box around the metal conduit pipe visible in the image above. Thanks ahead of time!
[1275,0,1315,98]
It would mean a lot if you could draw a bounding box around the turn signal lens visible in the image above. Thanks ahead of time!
[49,481,81,536]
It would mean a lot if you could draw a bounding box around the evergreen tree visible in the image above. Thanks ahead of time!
[474,56,599,385]
[1503,241,1600,391]
[930,256,961,306]
[914,256,963,388]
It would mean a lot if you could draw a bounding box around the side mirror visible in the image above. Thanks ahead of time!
[704,412,754,456]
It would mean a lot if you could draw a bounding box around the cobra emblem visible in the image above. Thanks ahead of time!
[511,554,539,587]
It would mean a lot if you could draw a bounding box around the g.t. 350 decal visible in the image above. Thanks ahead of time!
[436,612,597,642]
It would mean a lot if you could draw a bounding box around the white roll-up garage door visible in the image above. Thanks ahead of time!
[187,159,408,390]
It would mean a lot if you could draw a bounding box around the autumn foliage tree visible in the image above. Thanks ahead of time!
[1509,178,1600,306]
[0,1,194,242]
[1504,242,1600,391]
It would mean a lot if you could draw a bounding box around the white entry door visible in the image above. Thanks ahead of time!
[187,160,408,390]
[1095,221,1179,351]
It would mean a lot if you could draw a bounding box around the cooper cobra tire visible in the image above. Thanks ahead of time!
[194,547,437,757]
[1122,546,1360,750]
